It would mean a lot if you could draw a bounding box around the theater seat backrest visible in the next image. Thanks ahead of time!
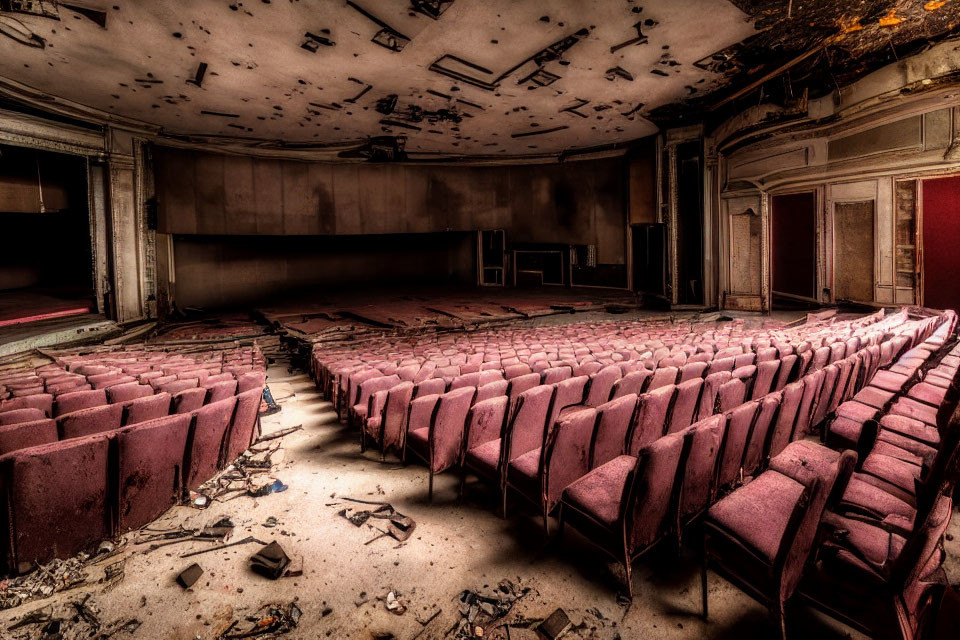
[57,402,124,440]
[237,370,267,394]
[123,392,171,426]
[115,414,193,532]
[185,396,238,491]
[0,434,111,574]
[173,388,207,415]
[0,419,58,456]
[0,408,46,426]
[205,379,239,404]
[0,394,53,418]
[223,388,263,466]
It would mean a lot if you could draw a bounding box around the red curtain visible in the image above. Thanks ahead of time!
[922,176,960,311]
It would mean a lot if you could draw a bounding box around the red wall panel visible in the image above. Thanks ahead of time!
[922,176,960,311]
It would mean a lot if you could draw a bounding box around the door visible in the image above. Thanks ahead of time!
[921,176,960,310]
[477,229,505,286]
[834,201,875,302]
[675,141,704,305]
[631,223,666,296]
[771,192,817,301]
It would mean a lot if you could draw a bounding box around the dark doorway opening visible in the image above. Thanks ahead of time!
[771,191,818,308]
[0,144,94,327]
[632,223,666,297]
[675,141,703,305]
[921,175,960,311]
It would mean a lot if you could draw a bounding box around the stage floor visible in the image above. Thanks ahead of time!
[0,289,93,328]
[255,285,642,339]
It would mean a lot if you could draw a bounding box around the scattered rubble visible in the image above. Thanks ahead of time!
[539,608,572,640]
[332,497,416,544]
[216,601,301,639]
[0,541,124,610]
[6,595,140,640]
[450,579,530,639]
[188,442,290,506]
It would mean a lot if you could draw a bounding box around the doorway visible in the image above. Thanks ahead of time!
[675,141,704,305]
[632,223,666,296]
[771,192,817,307]
[0,144,94,327]
[921,175,960,310]
[833,200,876,303]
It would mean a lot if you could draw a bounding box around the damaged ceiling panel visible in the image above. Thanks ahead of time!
[0,0,754,157]
[650,0,960,125]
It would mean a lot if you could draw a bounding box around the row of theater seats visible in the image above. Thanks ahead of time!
[307,307,946,602]
[310,309,901,405]
[325,310,913,423]
[380,320,895,517]
[0,347,267,575]
[314,310,914,418]
[699,311,959,640]
[331,312,922,469]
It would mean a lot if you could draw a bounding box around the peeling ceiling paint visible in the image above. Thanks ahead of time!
[0,0,755,156]
[650,0,960,125]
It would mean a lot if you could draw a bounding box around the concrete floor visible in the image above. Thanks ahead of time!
[2,351,958,639]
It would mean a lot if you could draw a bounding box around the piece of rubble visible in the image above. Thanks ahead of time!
[248,478,288,497]
[334,498,416,543]
[538,608,572,640]
[219,601,301,638]
[250,541,290,579]
[385,590,406,615]
[452,579,530,639]
[176,563,204,589]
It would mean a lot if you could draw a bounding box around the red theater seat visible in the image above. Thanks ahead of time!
[123,392,171,425]
[57,402,124,440]
[184,397,238,490]
[54,388,108,417]
[0,434,111,574]
[222,388,262,465]
[115,414,192,532]
[0,419,58,456]
[0,408,46,426]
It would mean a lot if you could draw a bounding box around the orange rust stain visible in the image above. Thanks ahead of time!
[879,8,903,26]
[838,15,864,32]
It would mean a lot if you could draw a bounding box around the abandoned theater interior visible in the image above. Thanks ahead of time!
[1,0,960,638]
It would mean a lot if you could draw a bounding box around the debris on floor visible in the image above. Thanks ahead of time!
[248,478,288,497]
[188,443,291,506]
[451,579,530,639]
[255,425,302,443]
[539,608,572,640]
[176,563,203,589]
[217,601,301,639]
[260,386,282,416]
[0,540,124,610]
[133,517,235,550]
[384,590,406,615]
[5,595,140,640]
[331,497,416,544]
[180,535,266,559]
[249,541,290,580]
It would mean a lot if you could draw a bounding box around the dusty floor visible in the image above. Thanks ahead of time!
[2,328,958,639]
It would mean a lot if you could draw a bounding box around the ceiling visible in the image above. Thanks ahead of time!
[0,1,957,158]
[0,0,754,156]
